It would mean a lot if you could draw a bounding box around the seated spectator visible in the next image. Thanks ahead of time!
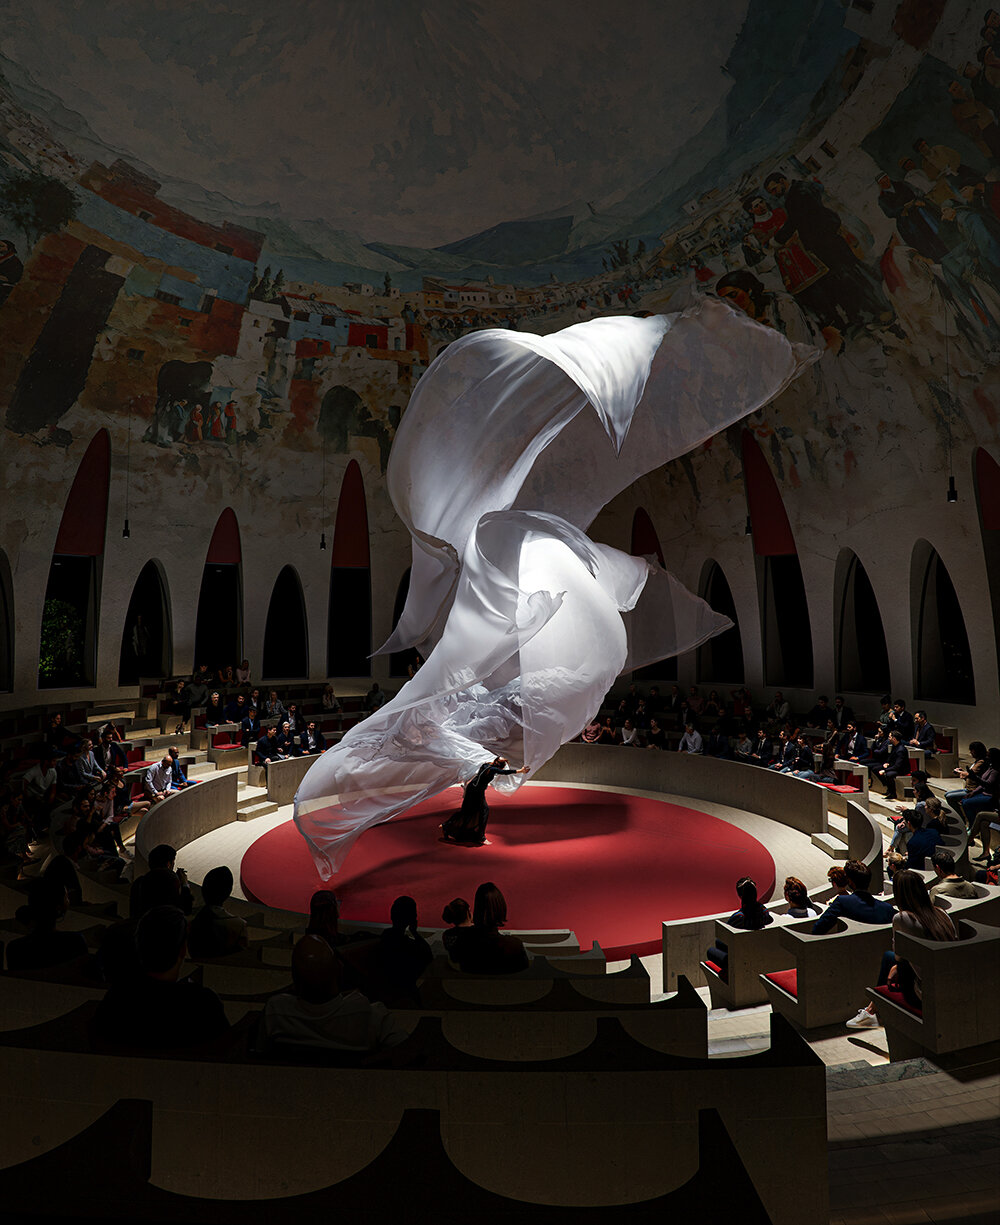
[831,696,853,730]
[888,699,914,742]
[875,732,910,799]
[247,687,262,714]
[812,859,894,934]
[686,686,704,716]
[21,753,58,834]
[262,935,408,1053]
[928,848,979,901]
[321,685,342,714]
[678,723,703,754]
[620,718,640,747]
[129,844,193,919]
[944,740,988,820]
[441,897,473,956]
[187,866,248,958]
[782,876,819,919]
[803,695,833,727]
[92,905,230,1050]
[44,854,84,907]
[255,725,285,765]
[887,810,941,875]
[45,712,73,758]
[454,882,529,975]
[307,889,347,949]
[235,658,252,685]
[263,690,287,721]
[596,715,618,745]
[765,691,790,724]
[846,869,957,1028]
[841,721,868,762]
[167,746,194,789]
[875,695,893,729]
[704,877,773,974]
[5,876,88,973]
[143,754,175,803]
[665,685,684,719]
[747,728,773,767]
[239,707,261,749]
[787,736,815,776]
[827,864,850,896]
[285,703,305,736]
[204,691,226,726]
[702,690,723,718]
[632,698,651,729]
[364,683,386,714]
[909,710,936,754]
[275,721,298,756]
[107,766,150,827]
[375,895,433,1002]
[74,737,106,788]
[646,686,663,716]
[888,795,943,852]
[959,746,1000,831]
[769,730,797,771]
[216,664,235,687]
[63,827,125,878]
[300,721,327,755]
[646,717,668,750]
[704,728,730,758]
[581,718,601,743]
[93,727,127,775]
[224,692,248,723]
[733,728,753,760]
[867,724,891,767]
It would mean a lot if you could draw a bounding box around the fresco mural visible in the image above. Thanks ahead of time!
[0,0,998,723]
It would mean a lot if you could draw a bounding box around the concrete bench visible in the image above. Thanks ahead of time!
[867,918,1000,1059]
[700,916,802,1011]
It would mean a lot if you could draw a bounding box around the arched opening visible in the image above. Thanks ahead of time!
[118,561,172,685]
[974,447,1000,671]
[389,567,418,677]
[327,460,372,676]
[630,506,676,681]
[912,542,975,705]
[697,561,744,684]
[742,430,813,688]
[262,565,308,680]
[194,509,243,673]
[0,549,13,693]
[834,550,890,694]
[39,429,110,688]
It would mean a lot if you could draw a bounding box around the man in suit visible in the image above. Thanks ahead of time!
[909,711,937,754]
[748,728,773,767]
[804,695,834,727]
[840,721,868,762]
[812,860,894,934]
[876,732,910,799]
[768,730,798,771]
[888,700,915,742]
[831,696,854,731]
[300,722,327,755]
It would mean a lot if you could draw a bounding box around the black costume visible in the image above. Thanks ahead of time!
[442,760,518,845]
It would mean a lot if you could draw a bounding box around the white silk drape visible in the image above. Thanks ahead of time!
[294,297,818,877]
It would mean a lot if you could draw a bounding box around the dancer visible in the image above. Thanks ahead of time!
[442,757,529,846]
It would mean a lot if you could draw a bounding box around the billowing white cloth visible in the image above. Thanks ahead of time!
[295,298,818,877]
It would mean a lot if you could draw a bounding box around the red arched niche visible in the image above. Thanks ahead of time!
[205,508,242,565]
[332,460,370,568]
[975,448,1000,530]
[53,429,110,556]
[630,507,665,566]
[741,429,797,556]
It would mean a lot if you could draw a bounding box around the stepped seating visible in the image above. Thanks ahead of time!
[700,916,803,1011]
[867,919,1000,1060]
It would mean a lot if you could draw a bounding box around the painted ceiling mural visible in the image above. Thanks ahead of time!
[0,0,997,546]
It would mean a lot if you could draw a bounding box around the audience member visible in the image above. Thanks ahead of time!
[783,876,820,919]
[321,685,342,714]
[129,844,193,919]
[887,810,942,875]
[143,754,175,803]
[300,721,327,754]
[944,740,988,819]
[678,723,703,754]
[187,866,249,958]
[21,753,58,832]
[620,718,640,747]
[704,877,773,974]
[454,882,529,974]
[255,725,284,765]
[876,732,910,799]
[364,683,386,714]
[827,865,850,896]
[846,870,957,1027]
[909,710,937,754]
[805,695,834,727]
[262,934,408,1053]
[224,692,248,723]
[263,690,287,721]
[5,876,88,973]
[646,717,668,750]
[235,659,252,685]
[812,860,894,934]
[888,700,915,742]
[831,696,853,730]
[958,746,1000,830]
[765,692,790,724]
[441,896,473,956]
[92,905,230,1049]
[375,895,433,1002]
[928,848,979,901]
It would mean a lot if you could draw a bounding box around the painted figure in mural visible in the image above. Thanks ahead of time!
[877,175,950,263]
[912,139,967,205]
[224,400,237,441]
[209,401,225,440]
[715,270,821,348]
[186,403,204,442]
[948,80,1000,161]
[942,178,1000,293]
[0,239,23,307]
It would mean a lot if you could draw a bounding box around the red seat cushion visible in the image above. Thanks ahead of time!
[872,984,922,1017]
[819,783,859,793]
[763,968,798,998]
[935,735,953,753]
[704,960,724,975]
[212,740,242,751]
[124,760,154,773]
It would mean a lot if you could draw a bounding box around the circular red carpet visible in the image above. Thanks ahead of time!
[240,785,775,959]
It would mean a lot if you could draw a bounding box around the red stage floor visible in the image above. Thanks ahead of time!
[240,785,775,959]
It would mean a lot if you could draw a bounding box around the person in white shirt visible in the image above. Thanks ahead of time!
[620,719,640,747]
[262,935,409,1053]
[678,723,703,754]
[143,756,175,803]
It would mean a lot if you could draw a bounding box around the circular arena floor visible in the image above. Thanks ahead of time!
[240,784,775,958]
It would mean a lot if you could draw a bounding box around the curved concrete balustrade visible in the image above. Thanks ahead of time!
[264,755,317,807]
[134,772,239,874]
[536,744,828,836]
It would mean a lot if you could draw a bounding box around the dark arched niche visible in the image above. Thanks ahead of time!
[39,429,110,688]
[697,560,744,684]
[974,447,1000,672]
[0,549,13,693]
[194,508,243,672]
[262,565,309,680]
[118,560,172,684]
[328,460,372,676]
[911,540,975,706]
[834,549,890,694]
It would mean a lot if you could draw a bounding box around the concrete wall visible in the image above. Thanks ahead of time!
[133,771,239,874]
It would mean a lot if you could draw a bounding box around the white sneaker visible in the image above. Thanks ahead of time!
[846,1008,880,1029]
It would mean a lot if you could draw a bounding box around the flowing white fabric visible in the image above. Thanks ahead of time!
[295,298,818,877]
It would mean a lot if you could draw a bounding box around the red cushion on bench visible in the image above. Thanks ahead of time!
[872,984,923,1017]
[212,741,242,752]
[818,783,859,793]
[763,968,798,998]
[124,760,154,773]
[704,960,724,975]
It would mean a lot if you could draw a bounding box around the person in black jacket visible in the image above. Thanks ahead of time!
[441,757,528,846]
[876,732,911,799]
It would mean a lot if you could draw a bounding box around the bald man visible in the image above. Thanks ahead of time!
[262,935,409,1052]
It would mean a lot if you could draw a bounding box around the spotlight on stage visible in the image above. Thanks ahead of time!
[946,476,957,504]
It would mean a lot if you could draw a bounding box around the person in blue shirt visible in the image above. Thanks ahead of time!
[811,860,894,934]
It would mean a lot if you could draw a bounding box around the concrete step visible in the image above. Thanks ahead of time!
[826,815,849,846]
[810,831,847,858]
[86,708,137,725]
[237,800,280,822]
[187,761,218,780]
[238,785,269,804]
